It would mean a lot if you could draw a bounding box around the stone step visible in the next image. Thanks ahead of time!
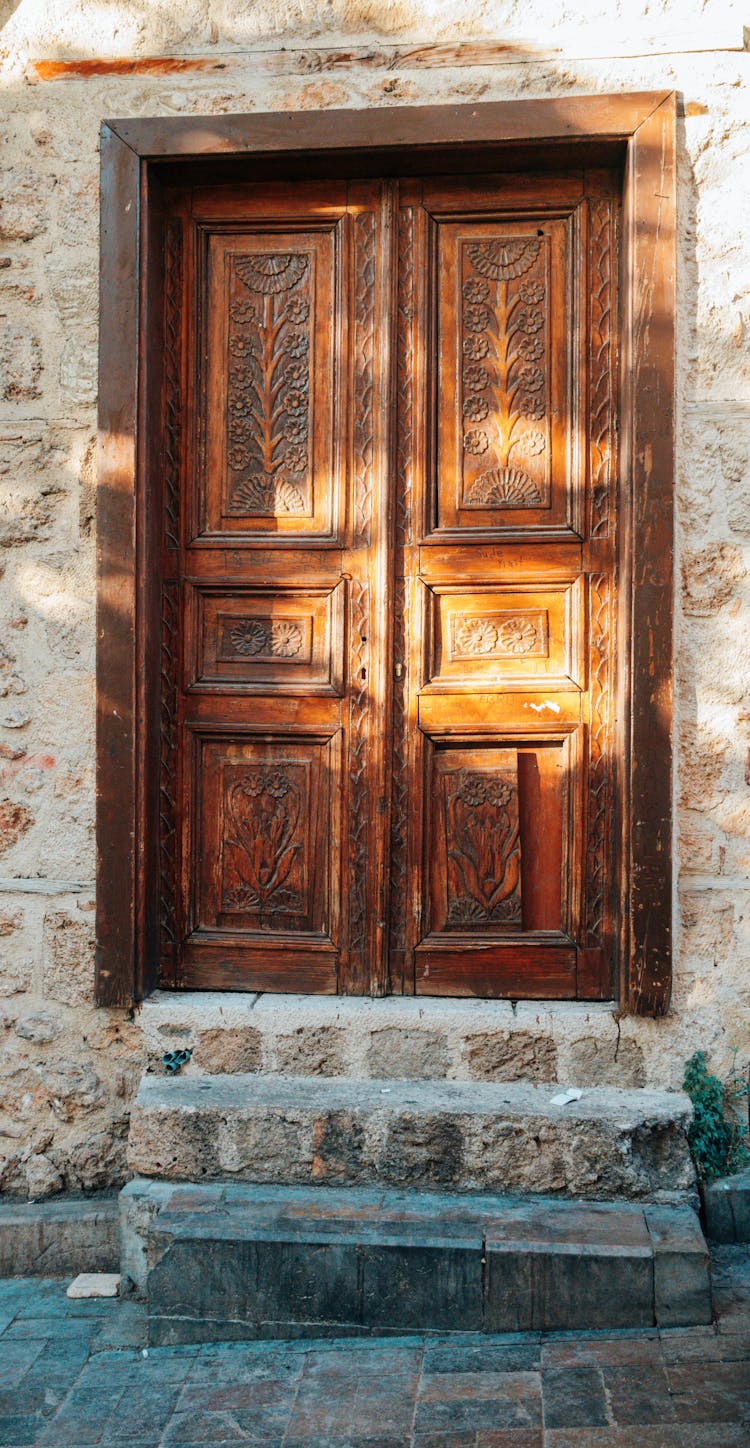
[120,1179,711,1344]
[140,990,654,1089]
[128,1073,696,1202]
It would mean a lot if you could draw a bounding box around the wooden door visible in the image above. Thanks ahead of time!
[390,174,619,999]
[159,168,619,999]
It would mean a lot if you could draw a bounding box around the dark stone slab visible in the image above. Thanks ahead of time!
[485,1202,655,1332]
[360,1239,482,1332]
[645,1204,712,1327]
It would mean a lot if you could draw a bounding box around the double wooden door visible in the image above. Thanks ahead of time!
[158,168,620,999]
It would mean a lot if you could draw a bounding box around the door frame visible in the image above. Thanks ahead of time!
[95,92,676,1014]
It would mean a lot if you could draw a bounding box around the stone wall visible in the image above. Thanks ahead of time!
[1,0,748,1197]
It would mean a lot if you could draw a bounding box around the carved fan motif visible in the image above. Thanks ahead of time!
[225,251,312,517]
[465,467,543,507]
[466,237,540,281]
[444,767,522,926]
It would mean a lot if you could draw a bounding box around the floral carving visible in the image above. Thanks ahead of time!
[444,766,522,926]
[225,251,312,517]
[450,611,547,660]
[223,618,304,660]
[459,231,550,510]
[222,767,304,916]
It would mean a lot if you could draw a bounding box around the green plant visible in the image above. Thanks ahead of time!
[683,1050,750,1183]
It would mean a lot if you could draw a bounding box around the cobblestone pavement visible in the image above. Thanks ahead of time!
[0,1247,747,1447]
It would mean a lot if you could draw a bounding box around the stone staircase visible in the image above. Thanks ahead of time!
[122,993,710,1343]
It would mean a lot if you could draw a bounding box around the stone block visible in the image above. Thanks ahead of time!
[274,1024,348,1076]
[645,1204,713,1326]
[119,1178,177,1295]
[365,1026,450,1080]
[192,1026,261,1073]
[0,167,49,240]
[42,909,94,1005]
[461,1029,557,1083]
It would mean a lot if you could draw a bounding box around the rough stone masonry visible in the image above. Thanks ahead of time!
[0,0,749,1198]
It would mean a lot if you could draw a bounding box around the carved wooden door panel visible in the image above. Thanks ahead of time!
[390,174,619,999]
[159,168,619,999]
[160,180,393,993]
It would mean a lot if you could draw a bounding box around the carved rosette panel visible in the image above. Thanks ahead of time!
[219,617,305,662]
[586,574,612,947]
[221,765,306,921]
[389,206,415,959]
[159,582,179,978]
[459,235,550,509]
[450,611,548,660]
[225,252,312,517]
[163,220,182,550]
[444,766,522,927]
[588,198,616,540]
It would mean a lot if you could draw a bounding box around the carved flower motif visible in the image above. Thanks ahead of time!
[284,443,308,473]
[498,616,539,655]
[463,303,490,333]
[284,361,308,384]
[282,416,307,442]
[453,618,499,655]
[462,277,489,302]
[517,364,544,394]
[462,335,489,360]
[466,236,540,280]
[518,332,544,361]
[455,773,487,806]
[486,779,513,807]
[228,332,254,359]
[463,363,488,392]
[286,389,308,415]
[514,428,546,457]
[519,280,545,306]
[463,428,489,455]
[287,333,310,360]
[517,307,544,335]
[235,253,309,295]
[463,395,489,423]
[230,298,260,326]
[286,295,310,325]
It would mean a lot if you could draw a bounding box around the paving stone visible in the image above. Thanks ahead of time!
[600,1362,676,1424]
[543,1428,748,1445]
[539,1367,609,1428]
[415,1371,542,1432]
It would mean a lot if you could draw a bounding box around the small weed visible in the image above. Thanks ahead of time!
[683,1050,749,1183]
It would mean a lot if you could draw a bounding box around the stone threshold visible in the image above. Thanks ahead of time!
[138,990,659,1089]
[121,1179,712,1344]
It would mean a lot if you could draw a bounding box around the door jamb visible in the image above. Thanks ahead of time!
[95,92,676,1015]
